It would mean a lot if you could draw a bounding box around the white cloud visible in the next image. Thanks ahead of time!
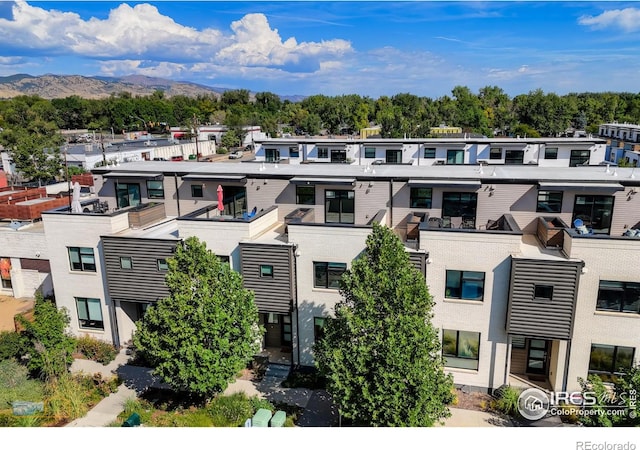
[0,1,352,74]
[578,8,640,32]
[486,65,546,81]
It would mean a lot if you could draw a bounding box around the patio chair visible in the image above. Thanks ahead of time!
[450,216,463,229]
[428,217,443,228]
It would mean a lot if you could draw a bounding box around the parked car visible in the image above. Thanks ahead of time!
[229,150,244,159]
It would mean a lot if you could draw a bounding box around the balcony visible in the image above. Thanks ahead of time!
[536,216,568,248]
[127,202,166,229]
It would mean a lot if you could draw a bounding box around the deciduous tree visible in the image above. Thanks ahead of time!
[314,223,454,426]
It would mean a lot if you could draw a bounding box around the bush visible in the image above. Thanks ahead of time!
[43,374,90,422]
[492,385,523,417]
[75,335,117,364]
[207,393,255,427]
[0,331,29,361]
[0,359,44,409]
[282,367,326,389]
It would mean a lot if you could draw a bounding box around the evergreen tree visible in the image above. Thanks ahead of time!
[315,223,454,426]
[134,236,261,400]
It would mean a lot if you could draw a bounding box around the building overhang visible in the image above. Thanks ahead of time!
[537,181,624,192]
[181,174,247,184]
[290,177,356,185]
[408,179,481,189]
[103,172,163,180]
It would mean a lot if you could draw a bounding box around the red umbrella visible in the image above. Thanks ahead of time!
[217,185,224,212]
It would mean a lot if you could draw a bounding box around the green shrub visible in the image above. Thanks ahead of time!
[0,359,44,409]
[207,393,255,427]
[43,374,89,422]
[493,385,523,417]
[0,331,29,361]
[282,368,326,389]
[75,335,117,364]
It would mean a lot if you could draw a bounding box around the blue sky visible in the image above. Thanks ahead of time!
[1,1,640,98]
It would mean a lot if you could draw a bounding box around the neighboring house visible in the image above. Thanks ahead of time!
[29,158,638,396]
[253,136,607,167]
[599,122,640,167]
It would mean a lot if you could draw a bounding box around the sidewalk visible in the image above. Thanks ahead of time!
[440,407,513,427]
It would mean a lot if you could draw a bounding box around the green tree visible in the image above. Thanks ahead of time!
[16,294,75,380]
[133,236,261,400]
[315,223,454,426]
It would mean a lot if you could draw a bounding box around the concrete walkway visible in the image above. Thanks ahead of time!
[440,407,513,427]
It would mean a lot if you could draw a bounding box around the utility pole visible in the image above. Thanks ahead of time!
[192,114,200,162]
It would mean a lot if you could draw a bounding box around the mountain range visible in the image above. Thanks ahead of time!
[0,74,305,102]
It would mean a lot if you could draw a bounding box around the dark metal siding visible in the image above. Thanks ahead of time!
[240,243,294,314]
[408,251,427,278]
[506,257,582,340]
[102,236,178,303]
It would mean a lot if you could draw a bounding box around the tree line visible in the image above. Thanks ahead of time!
[1,86,640,141]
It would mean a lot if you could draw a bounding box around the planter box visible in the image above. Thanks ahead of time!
[537,216,567,248]
[128,202,166,228]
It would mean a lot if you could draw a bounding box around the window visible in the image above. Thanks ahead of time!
[314,317,326,343]
[314,262,347,289]
[505,150,524,165]
[489,147,502,160]
[120,257,133,270]
[331,149,347,163]
[386,149,402,164]
[260,265,274,278]
[364,147,376,159]
[116,183,141,208]
[267,313,279,324]
[325,190,354,224]
[410,188,432,208]
[424,148,436,159]
[157,258,169,271]
[296,185,315,205]
[265,148,280,162]
[217,255,230,264]
[191,184,203,198]
[537,191,563,213]
[317,147,328,159]
[146,180,164,199]
[597,281,640,314]
[442,329,480,370]
[446,149,464,165]
[545,147,558,159]
[289,146,299,158]
[570,150,591,167]
[76,297,104,330]
[534,285,553,300]
[442,192,477,228]
[589,344,635,382]
[573,195,614,235]
[445,270,485,301]
[68,247,96,272]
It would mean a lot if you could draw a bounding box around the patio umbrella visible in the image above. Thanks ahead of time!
[217,185,224,212]
[71,182,82,213]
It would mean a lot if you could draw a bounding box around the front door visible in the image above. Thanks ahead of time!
[526,339,549,375]
[264,313,281,348]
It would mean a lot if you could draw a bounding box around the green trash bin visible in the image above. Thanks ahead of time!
[252,408,272,427]
[188,154,196,160]
[270,410,286,427]
[122,412,141,427]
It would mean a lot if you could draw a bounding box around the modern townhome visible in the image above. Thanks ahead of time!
[33,158,640,396]
[600,122,640,166]
[252,136,607,167]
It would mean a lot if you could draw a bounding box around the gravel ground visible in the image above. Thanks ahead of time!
[0,295,35,331]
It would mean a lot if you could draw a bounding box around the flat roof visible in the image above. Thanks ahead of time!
[92,161,640,185]
[253,136,606,145]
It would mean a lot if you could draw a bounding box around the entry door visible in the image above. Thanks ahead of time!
[264,313,281,347]
[526,339,549,375]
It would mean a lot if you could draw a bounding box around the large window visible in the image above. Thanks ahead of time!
[116,183,141,208]
[597,281,640,314]
[314,262,347,289]
[289,146,299,158]
[442,192,477,228]
[265,148,280,162]
[410,188,432,208]
[442,329,480,370]
[570,150,591,167]
[314,317,326,343]
[446,149,464,165]
[331,149,347,163]
[573,195,614,234]
[317,147,328,159]
[76,297,103,330]
[424,148,436,159]
[445,270,485,301]
[505,150,524,165]
[589,344,635,382]
[364,147,376,159]
[296,185,315,205]
[325,190,354,224]
[537,191,563,213]
[545,147,558,160]
[489,148,502,160]
[146,180,164,199]
[386,149,402,164]
[68,247,96,272]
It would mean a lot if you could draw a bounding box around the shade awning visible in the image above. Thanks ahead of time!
[408,179,481,188]
[290,177,356,185]
[538,181,624,191]
[103,172,163,179]
[182,174,247,183]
